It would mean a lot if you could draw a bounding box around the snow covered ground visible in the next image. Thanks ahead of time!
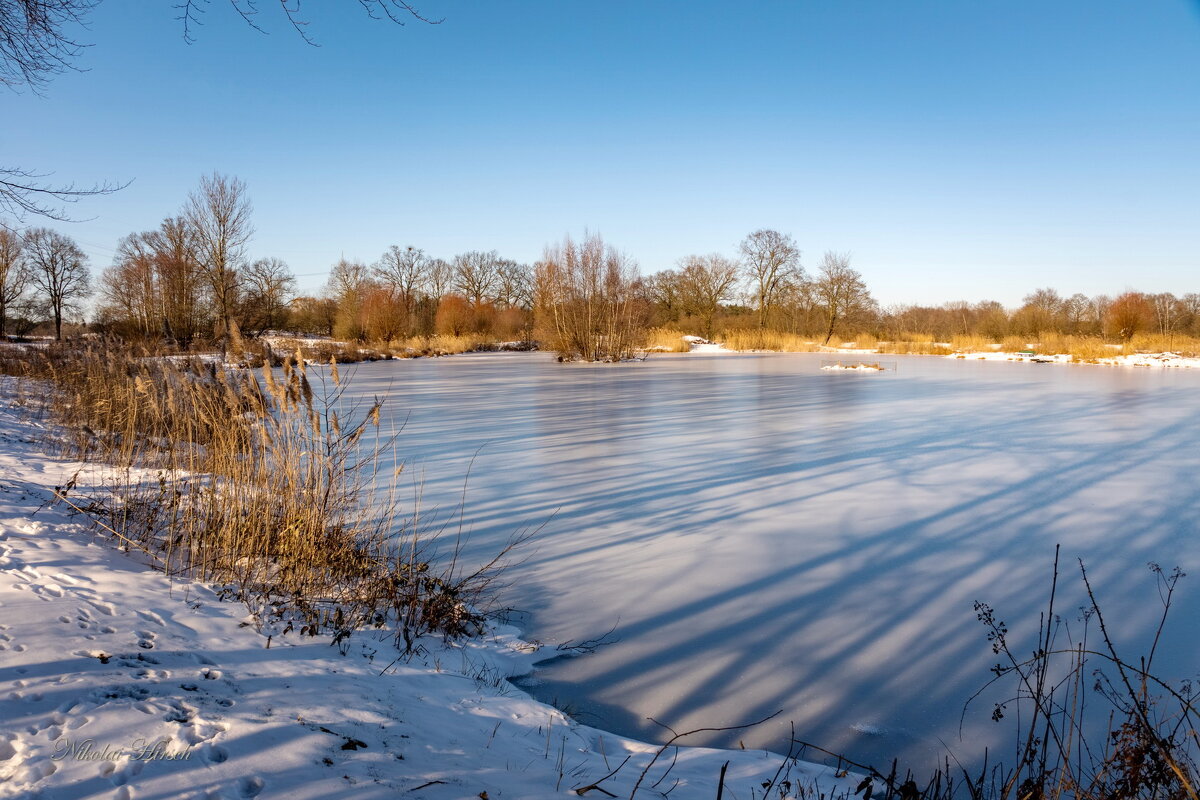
[0,384,853,799]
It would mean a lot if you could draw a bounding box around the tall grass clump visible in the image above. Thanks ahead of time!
[949,334,996,352]
[645,328,693,352]
[1129,333,1200,357]
[15,340,524,651]
[716,329,816,352]
[876,335,951,355]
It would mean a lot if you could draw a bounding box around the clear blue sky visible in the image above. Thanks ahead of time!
[6,0,1200,307]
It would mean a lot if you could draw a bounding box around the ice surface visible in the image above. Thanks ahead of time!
[338,351,1200,772]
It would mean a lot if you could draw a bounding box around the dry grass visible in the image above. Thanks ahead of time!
[715,329,819,352]
[11,341,526,652]
[1130,333,1200,357]
[876,339,951,355]
[644,328,694,353]
[949,333,996,352]
[853,332,879,350]
[264,334,500,363]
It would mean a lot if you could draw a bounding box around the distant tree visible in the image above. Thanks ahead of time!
[288,295,337,336]
[185,173,252,355]
[813,251,873,344]
[739,229,802,329]
[535,233,645,362]
[494,259,532,309]
[326,257,372,301]
[1180,293,1200,337]
[434,294,474,337]
[644,269,682,324]
[1149,292,1180,342]
[676,254,740,339]
[1105,292,1152,341]
[0,228,32,337]
[240,257,295,334]
[24,227,90,340]
[326,257,374,340]
[452,250,500,306]
[1063,293,1094,335]
[1012,288,1065,336]
[97,232,158,337]
[373,245,428,318]
[147,216,207,345]
[426,257,453,301]
[360,284,408,342]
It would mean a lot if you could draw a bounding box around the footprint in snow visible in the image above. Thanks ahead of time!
[110,757,144,786]
[238,776,266,798]
[136,609,166,626]
[32,581,66,598]
[0,733,23,782]
[200,743,229,764]
[84,598,117,616]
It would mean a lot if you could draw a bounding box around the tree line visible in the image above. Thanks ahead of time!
[2,176,1198,357]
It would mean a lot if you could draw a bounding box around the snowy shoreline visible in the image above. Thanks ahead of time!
[0,385,854,799]
[678,338,1200,369]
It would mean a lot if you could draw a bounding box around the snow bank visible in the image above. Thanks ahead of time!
[0,385,853,799]
[950,350,1200,368]
[820,363,885,372]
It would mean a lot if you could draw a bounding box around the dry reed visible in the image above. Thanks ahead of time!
[9,340,525,652]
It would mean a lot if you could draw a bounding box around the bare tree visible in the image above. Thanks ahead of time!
[373,244,428,316]
[0,228,33,336]
[452,250,500,305]
[240,256,295,334]
[676,254,739,339]
[1180,293,1200,337]
[813,251,873,344]
[1013,287,1065,336]
[24,227,90,339]
[288,295,337,336]
[326,257,375,341]
[494,259,532,309]
[739,229,802,328]
[644,269,682,324]
[535,233,645,362]
[1148,292,1183,347]
[185,173,252,356]
[326,257,372,301]
[419,256,450,300]
[146,216,207,345]
[97,232,158,336]
[1063,293,1093,335]
[776,274,819,336]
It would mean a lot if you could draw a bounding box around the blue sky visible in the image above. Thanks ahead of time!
[5,0,1200,306]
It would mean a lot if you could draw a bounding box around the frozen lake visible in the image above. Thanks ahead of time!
[339,351,1200,771]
